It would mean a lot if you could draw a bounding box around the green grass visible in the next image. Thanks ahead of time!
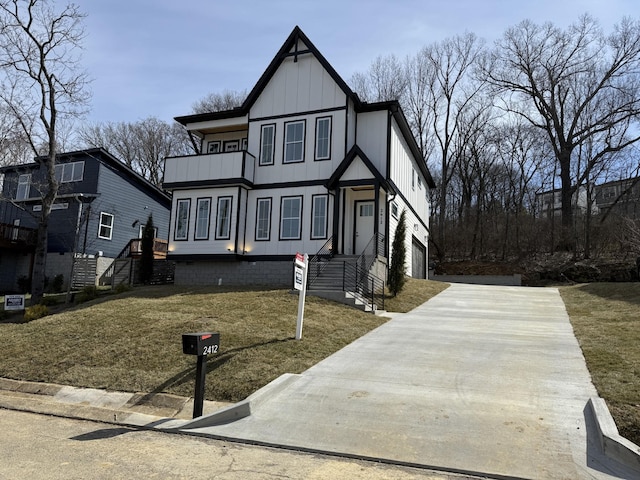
[560,283,640,445]
[0,280,445,403]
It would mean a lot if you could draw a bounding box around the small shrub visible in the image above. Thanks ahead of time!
[114,283,130,294]
[40,296,59,306]
[17,276,31,294]
[75,285,98,304]
[51,274,64,293]
[23,304,49,322]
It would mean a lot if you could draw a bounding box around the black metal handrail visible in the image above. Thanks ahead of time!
[342,259,385,312]
[307,236,334,287]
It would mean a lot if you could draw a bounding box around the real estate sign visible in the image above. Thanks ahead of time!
[4,294,25,311]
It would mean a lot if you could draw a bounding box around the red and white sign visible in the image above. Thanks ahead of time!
[294,252,305,268]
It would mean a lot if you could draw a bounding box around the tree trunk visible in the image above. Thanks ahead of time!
[30,219,48,305]
[559,151,574,252]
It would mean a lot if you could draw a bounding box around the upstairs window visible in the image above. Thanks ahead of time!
[315,117,331,160]
[391,201,399,219]
[98,212,114,240]
[284,120,305,163]
[16,174,30,200]
[174,199,190,241]
[215,196,232,240]
[260,124,275,166]
[55,161,84,183]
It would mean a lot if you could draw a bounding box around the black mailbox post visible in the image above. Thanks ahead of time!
[182,332,220,418]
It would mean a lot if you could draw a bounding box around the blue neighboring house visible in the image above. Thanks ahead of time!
[0,148,171,292]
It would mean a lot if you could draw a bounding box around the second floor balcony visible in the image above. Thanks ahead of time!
[163,151,255,189]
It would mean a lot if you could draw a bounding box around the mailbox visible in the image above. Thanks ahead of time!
[182,332,220,356]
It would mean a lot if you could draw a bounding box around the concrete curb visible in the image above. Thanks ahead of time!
[589,397,640,472]
[170,373,302,430]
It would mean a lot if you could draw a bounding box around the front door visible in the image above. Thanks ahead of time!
[354,200,375,254]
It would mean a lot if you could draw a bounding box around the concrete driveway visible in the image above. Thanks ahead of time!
[172,284,635,479]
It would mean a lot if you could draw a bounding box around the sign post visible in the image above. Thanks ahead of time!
[294,252,308,340]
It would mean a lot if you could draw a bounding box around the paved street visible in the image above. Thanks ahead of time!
[0,409,478,480]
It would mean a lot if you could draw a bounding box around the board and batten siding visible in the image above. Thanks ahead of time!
[248,111,346,185]
[243,186,332,257]
[355,110,388,175]
[388,118,430,277]
[169,187,239,256]
[93,165,170,258]
[250,44,347,119]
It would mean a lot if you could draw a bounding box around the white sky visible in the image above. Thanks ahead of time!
[79,0,638,125]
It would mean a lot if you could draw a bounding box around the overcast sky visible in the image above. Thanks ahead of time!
[80,0,638,125]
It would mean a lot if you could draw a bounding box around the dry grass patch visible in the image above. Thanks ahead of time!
[384,278,449,313]
[0,286,389,402]
[560,283,640,445]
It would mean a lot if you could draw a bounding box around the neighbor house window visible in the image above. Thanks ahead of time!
[16,174,30,200]
[311,195,328,239]
[315,117,331,160]
[259,124,275,166]
[280,196,302,240]
[255,197,272,241]
[98,212,114,240]
[174,199,190,240]
[284,120,305,163]
[215,197,232,240]
[55,161,84,183]
[412,169,415,190]
[195,197,211,240]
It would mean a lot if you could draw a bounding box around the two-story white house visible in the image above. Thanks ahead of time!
[163,27,434,299]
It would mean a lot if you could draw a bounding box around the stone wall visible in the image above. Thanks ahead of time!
[174,260,293,287]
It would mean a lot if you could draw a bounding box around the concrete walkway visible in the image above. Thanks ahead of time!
[170,284,637,479]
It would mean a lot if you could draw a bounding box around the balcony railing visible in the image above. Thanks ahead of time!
[163,151,255,187]
[0,222,37,248]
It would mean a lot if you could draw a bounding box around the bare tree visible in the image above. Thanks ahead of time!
[423,32,486,259]
[0,104,31,167]
[191,89,247,114]
[0,0,90,304]
[484,15,640,251]
[78,117,194,185]
[350,54,408,103]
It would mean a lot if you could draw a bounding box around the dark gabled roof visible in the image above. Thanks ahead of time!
[0,148,171,208]
[175,26,361,126]
[326,145,393,192]
[173,27,435,188]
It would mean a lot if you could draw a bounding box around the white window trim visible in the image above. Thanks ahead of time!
[215,196,232,240]
[280,196,302,240]
[16,174,30,200]
[195,197,211,240]
[314,117,331,161]
[55,161,84,183]
[259,124,275,166]
[255,197,272,241]
[174,199,190,241]
[283,120,305,164]
[98,212,114,240]
[311,195,328,240]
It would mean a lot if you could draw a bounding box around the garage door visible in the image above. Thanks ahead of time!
[411,236,426,279]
